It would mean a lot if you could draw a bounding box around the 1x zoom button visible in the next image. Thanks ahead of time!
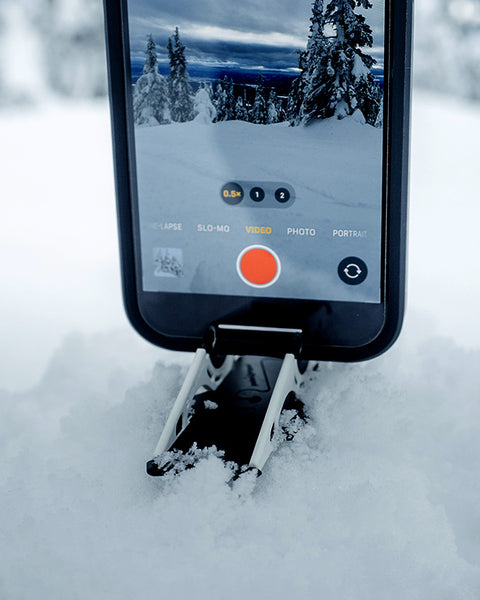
[250,187,265,202]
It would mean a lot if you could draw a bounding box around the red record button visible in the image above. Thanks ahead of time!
[236,245,281,288]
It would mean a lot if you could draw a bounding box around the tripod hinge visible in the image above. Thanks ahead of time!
[205,323,303,358]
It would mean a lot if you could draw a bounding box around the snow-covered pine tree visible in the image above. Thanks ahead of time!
[214,81,228,121]
[353,63,382,125]
[286,74,303,125]
[321,0,380,124]
[223,76,236,120]
[276,96,287,123]
[250,74,267,124]
[243,88,251,115]
[266,89,279,124]
[213,77,237,121]
[132,34,170,126]
[193,84,217,123]
[204,82,215,103]
[234,94,248,121]
[167,27,194,122]
[287,0,327,125]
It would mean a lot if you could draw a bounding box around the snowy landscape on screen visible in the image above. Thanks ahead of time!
[130,0,384,301]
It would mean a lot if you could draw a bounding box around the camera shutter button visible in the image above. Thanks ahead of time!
[236,246,281,288]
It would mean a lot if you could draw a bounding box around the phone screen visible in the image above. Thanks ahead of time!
[125,0,386,304]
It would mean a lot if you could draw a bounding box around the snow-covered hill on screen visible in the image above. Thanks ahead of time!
[1,93,480,598]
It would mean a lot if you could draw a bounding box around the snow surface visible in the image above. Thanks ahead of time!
[1,92,480,598]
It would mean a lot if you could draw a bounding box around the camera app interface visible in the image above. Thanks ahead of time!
[126,0,385,302]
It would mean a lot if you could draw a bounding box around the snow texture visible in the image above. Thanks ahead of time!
[0,0,106,104]
[414,0,480,101]
[1,93,480,598]
[1,315,480,599]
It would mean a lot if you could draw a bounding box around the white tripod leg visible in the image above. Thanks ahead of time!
[151,349,234,460]
[249,354,304,472]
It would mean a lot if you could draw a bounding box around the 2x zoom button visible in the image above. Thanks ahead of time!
[275,188,290,203]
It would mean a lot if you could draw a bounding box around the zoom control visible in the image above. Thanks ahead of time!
[221,181,295,208]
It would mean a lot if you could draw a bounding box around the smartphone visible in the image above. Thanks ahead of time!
[104,0,412,361]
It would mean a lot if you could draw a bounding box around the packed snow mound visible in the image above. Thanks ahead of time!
[193,87,216,123]
[352,108,367,124]
[304,111,374,132]
[1,313,480,599]
[163,112,376,134]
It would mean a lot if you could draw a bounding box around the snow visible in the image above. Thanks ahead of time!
[352,107,366,124]
[352,52,370,80]
[1,91,480,597]
[0,101,178,390]
[0,5,52,104]
[193,87,216,123]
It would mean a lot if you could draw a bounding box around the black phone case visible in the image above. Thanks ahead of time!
[103,0,413,361]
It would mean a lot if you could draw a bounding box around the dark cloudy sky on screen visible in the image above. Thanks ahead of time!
[127,0,385,72]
